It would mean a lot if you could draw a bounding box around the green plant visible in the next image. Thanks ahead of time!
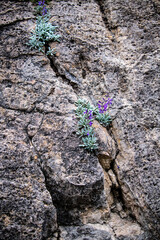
[35,5,48,15]
[75,96,112,151]
[46,46,55,56]
[80,136,98,150]
[28,1,60,54]
[75,100,98,150]
[95,111,111,126]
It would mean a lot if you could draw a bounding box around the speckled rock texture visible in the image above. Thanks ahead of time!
[0,110,58,240]
[0,0,159,239]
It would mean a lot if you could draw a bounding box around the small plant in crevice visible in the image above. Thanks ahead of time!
[95,95,112,126]
[28,0,60,55]
[75,95,112,151]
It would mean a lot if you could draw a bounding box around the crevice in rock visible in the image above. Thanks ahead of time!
[45,44,80,93]
[24,114,60,240]
[107,128,140,223]
[23,115,60,239]
[95,0,111,30]
[56,227,61,240]
[0,17,35,29]
[95,0,117,32]
[0,104,35,113]
[96,124,140,223]
[109,156,127,214]
[78,51,90,79]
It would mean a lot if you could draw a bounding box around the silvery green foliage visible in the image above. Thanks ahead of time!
[75,98,112,151]
[80,136,98,150]
[95,110,111,127]
[96,95,112,126]
[28,15,60,53]
[35,5,46,15]
[75,99,98,150]
[46,46,55,56]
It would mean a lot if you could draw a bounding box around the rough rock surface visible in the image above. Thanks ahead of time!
[0,110,57,240]
[59,215,145,240]
[0,0,160,239]
[32,113,105,225]
[0,1,58,240]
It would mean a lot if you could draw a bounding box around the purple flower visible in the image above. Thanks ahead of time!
[84,109,87,114]
[42,6,47,15]
[38,0,45,6]
[89,121,93,126]
[88,110,93,119]
[87,132,89,136]
[97,95,112,113]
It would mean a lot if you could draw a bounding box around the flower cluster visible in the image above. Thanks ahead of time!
[38,0,45,4]
[84,109,93,128]
[75,99,98,150]
[98,94,112,113]
[75,96,112,151]
[28,0,60,55]
[38,0,48,15]
[95,95,112,126]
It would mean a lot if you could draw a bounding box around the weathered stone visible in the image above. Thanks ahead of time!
[103,171,114,208]
[32,113,106,224]
[48,0,160,237]
[27,112,43,137]
[92,120,117,170]
[108,169,119,189]
[0,0,159,239]
[80,207,110,225]
[59,224,112,240]
[109,213,143,239]
[0,108,57,240]
[59,217,145,240]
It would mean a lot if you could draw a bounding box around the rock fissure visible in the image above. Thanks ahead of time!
[26,124,60,240]
[106,131,125,210]
[0,17,35,29]
[56,227,61,240]
[1,0,159,239]
[95,0,111,30]
[97,138,126,216]
[108,129,137,220]
[94,0,118,44]
[45,45,80,93]
[0,104,35,113]
[95,122,144,237]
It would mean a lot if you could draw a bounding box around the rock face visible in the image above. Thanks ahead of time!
[0,0,159,240]
[0,109,57,240]
[32,113,105,225]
